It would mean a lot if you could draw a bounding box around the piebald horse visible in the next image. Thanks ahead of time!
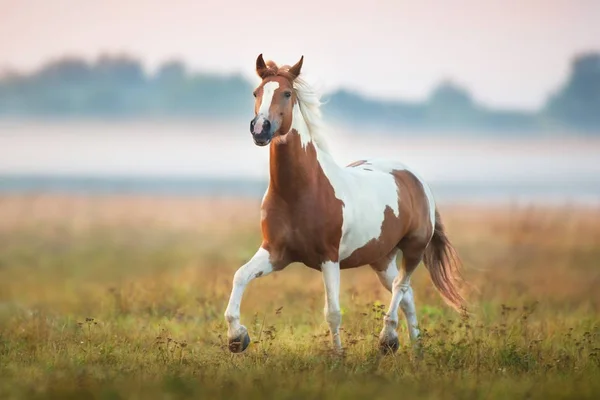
[224,54,465,354]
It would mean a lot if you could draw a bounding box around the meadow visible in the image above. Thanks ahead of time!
[0,194,598,399]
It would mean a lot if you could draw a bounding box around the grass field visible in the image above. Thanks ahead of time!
[0,195,599,399]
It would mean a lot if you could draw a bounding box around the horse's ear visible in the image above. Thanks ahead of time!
[256,54,268,79]
[288,55,304,80]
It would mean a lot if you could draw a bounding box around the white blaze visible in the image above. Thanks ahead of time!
[253,81,279,134]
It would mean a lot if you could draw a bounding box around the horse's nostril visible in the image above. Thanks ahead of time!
[264,120,271,130]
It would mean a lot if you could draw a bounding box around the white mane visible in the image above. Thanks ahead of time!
[292,76,330,153]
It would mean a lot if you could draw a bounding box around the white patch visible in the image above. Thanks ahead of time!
[252,119,264,134]
[374,254,398,292]
[258,81,279,117]
[349,158,435,234]
[291,103,312,149]
[318,154,402,261]
[252,81,280,135]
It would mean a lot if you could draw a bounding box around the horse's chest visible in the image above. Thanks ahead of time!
[261,193,343,268]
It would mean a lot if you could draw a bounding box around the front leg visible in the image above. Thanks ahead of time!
[321,261,343,353]
[224,247,273,353]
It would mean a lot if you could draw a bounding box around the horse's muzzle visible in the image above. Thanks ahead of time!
[250,116,272,146]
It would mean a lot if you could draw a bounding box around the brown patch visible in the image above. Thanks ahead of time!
[340,169,434,271]
[260,130,344,271]
[255,271,263,278]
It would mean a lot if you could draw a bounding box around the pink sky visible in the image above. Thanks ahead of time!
[1,0,599,110]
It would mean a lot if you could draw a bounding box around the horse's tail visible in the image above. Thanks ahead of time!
[423,209,467,313]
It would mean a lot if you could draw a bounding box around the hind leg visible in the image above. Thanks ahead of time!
[378,239,425,354]
[400,284,420,344]
[377,259,418,354]
[371,254,401,353]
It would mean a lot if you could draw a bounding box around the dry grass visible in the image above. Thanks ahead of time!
[0,194,599,399]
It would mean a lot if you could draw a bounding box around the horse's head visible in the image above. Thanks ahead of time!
[250,54,304,146]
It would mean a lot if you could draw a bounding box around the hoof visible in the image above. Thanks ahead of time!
[379,336,400,355]
[228,331,251,353]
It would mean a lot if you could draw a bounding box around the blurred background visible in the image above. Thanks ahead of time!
[1,3,599,397]
[0,0,599,203]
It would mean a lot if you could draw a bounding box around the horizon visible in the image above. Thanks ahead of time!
[0,49,595,114]
[2,0,600,110]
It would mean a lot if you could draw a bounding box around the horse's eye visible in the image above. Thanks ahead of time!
[253,91,257,98]
[284,91,292,98]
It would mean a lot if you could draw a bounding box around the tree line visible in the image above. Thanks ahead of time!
[0,52,598,134]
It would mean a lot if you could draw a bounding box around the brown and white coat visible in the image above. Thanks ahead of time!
[224,55,465,354]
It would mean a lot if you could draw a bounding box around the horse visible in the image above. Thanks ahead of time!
[224,54,466,355]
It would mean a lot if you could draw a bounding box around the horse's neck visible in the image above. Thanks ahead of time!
[268,112,339,199]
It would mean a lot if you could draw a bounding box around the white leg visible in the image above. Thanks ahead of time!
[379,272,413,354]
[374,254,421,353]
[400,286,420,342]
[321,261,342,353]
[224,247,273,353]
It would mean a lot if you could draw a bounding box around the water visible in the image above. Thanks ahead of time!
[1,120,599,205]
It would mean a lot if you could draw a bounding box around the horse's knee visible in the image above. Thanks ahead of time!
[400,285,413,298]
[325,308,342,327]
[392,278,410,294]
[232,268,248,287]
[400,288,418,312]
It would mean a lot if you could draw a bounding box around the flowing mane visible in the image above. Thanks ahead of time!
[292,76,330,153]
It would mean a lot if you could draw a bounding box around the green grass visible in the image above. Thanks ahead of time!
[0,196,599,399]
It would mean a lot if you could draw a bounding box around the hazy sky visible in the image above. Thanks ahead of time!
[1,0,599,110]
